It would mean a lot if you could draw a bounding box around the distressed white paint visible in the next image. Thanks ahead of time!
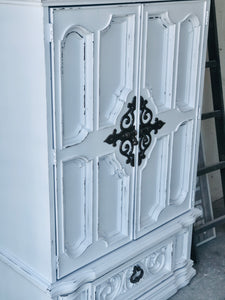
[0,4,53,281]
[51,4,140,278]
[135,0,208,238]
[60,27,93,148]
[0,0,209,299]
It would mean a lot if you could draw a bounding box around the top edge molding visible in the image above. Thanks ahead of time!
[0,0,206,7]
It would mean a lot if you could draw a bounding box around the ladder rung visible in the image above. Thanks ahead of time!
[197,161,225,176]
[205,60,217,69]
[194,214,225,234]
[201,110,222,120]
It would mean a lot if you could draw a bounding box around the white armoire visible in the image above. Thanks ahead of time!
[0,0,209,299]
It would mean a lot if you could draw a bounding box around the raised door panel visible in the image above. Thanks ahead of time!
[98,154,130,244]
[99,16,135,128]
[135,1,207,238]
[51,5,141,278]
[60,27,93,148]
[61,158,93,258]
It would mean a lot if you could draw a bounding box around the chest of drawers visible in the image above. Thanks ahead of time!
[0,0,209,299]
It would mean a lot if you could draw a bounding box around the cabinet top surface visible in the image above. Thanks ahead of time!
[1,0,207,6]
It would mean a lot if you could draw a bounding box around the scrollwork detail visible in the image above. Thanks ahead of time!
[95,245,170,299]
[95,274,123,300]
[104,96,165,167]
[145,247,166,274]
[138,97,165,165]
[104,97,138,167]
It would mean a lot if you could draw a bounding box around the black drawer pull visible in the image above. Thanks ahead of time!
[130,265,144,283]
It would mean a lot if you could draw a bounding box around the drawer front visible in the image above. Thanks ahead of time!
[53,216,196,300]
[93,241,173,300]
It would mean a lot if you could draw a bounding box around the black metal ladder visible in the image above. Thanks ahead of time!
[194,0,225,237]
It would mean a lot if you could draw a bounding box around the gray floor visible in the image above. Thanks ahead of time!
[170,199,225,300]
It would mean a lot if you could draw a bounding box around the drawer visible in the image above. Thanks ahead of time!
[53,214,196,300]
[93,241,173,300]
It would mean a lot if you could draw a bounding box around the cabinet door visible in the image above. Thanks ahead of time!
[135,1,208,238]
[51,5,141,278]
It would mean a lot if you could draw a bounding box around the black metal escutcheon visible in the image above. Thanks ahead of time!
[104,97,138,167]
[138,96,165,165]
[130,265,144,284]
[104,96,165,167]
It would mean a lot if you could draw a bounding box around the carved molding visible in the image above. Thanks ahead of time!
[62,157,93,257]
[176,14,200,111]
[170,121,193,205]
[144,12,175,112]
[98,154,130,245]
[136,261,195,300]
[178,208,201,228]
[59,286,91,300]
[95,245,170,299]
[60,26,93,147]
[138,135,169,231]
[50,273,95,298]
[99,15,135,128]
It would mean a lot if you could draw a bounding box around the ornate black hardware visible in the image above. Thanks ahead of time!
[138,96,165,165]
[104,96,165,167]
[130,265,144,284]
[104,97,138,167]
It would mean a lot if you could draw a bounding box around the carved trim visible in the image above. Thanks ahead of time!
[50,272,95,298]
[98,154,130,245]
[60,26,93,148]
[95,245,170,299]
[137,261,195,300]
[176,14,200,111]
[99,15,135,128]
[170,121,193,205]
[144,13,175,112]
[178,208,201,228]
[62,157,93,257]
[135,134,170,237]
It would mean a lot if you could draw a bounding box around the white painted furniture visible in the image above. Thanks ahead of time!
[0,0,209,299]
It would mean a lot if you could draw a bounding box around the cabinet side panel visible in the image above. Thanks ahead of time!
[0,5,52,281]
